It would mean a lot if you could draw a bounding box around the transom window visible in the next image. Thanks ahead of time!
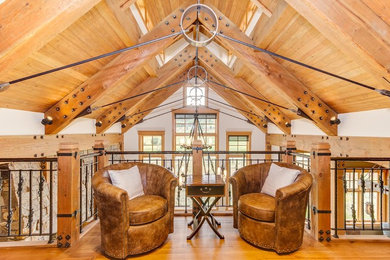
[185,78,207,106]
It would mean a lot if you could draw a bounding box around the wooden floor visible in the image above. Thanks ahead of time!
[1,217,390,259]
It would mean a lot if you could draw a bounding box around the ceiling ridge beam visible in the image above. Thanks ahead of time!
[95,46,195,133]
[198,50,291,134]
[0,0,101,75]
[199,5,338,136]
[43,4,196,134]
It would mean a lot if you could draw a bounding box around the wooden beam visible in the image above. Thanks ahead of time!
[0,134,123,158]
[121,78,185,133]
[284,0,390,86]
[251,0,272,17]
[57,143,80,248]
[95,46,195,133]
[198,49,292,134]
[106,0,141,44]
[0,0,100,75]
[199,6,338,136]
[44,4,196,134]
[206,81,268,133]
[267,134,390,157]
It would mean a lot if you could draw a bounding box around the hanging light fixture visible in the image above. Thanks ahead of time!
[180,3,219,47]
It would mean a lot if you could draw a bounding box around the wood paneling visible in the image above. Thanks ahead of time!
[43,4,196,134]
[0,134,123,158]
[200,5,339,136]
[267,134,390,158]
[1,217,390,258]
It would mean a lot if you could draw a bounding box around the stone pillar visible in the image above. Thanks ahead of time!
[57,143,80,248]
[283,140,296,164]
[310,142,331,242]
[192,139,203,177]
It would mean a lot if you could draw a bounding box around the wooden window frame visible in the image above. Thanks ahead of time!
[183,85,209,107]
[138,131,165,163]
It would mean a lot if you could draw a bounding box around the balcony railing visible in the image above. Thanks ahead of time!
[332,157,390,237]
[0,157,57,243]
[106,150,285,211]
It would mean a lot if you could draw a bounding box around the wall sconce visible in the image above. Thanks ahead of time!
[95,121,103,127]
[41,116,53,125]
[121,123,127,129]
[285,122,292,127]
[330,116,341,125]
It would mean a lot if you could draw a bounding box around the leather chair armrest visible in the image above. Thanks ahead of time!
[229,171,247,228]
[159,171,178,233]
[274,173,312,252]
[94,182,129,259]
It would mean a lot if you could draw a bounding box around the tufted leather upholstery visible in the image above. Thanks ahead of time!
[230,162,312,254]
[92,162,177,259]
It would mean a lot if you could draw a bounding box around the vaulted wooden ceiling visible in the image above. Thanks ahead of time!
[1,0,390,136]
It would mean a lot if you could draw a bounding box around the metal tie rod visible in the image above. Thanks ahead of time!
[208,80,293,111]
[93,80,185,110]
[128,98,183,118]
[1,31,184,87]
[217,33,390,97]
[206,96,264,119]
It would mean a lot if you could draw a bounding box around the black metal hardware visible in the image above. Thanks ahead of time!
[313,207,331,215]
[58,235,63,241]
[66,235,71,240]
[57,210,78,218]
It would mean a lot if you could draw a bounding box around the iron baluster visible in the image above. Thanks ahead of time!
[17,170,23,237]
[343,168,347,231]
[39,171,44,235]
[79,159,83,233]
[361,168,365,230]
[49,162,54,243]
[28,170,33,235]
[379,169,383,230]
[7,170,13,236]
[334,160,338,238]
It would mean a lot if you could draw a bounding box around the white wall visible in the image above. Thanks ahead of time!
[268,108,390,138]
[0,108,44,135]
[0,108,121,136]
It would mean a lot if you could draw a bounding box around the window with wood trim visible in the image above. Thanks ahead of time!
[138,131,164,165]
[226,132,251,174]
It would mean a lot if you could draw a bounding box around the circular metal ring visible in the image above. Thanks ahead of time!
[187,65,208,83]
[180,4,218,47]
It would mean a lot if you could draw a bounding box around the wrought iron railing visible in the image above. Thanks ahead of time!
[0,158,57,243]
[106,150,285,212]
[79,152,101,233]
[332,157,390,237]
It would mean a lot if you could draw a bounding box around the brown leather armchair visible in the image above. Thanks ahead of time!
[92,162,177,259]
[229,162,312,254]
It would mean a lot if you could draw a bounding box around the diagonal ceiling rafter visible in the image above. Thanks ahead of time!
[43,4,196,134]
[198,49,292,134]
[206,80,268,133]
[199,4,339,136]
[95,45,195,133]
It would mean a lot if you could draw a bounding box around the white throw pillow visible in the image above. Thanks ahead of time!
[261,163,301,197]
[108,166,144,200]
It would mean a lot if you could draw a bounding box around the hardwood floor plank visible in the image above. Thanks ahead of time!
[0,217,389,259]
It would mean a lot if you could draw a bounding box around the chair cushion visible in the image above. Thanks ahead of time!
[128,195,167,225]
[238,193,275,222]
[108,166,144,200]
[261,163,300,197]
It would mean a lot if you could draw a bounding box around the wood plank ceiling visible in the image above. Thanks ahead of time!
[0,0,389,135]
